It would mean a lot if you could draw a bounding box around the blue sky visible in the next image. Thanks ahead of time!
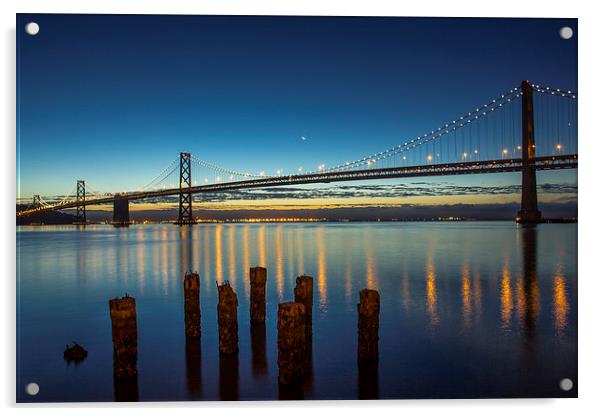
[17,14,577,203]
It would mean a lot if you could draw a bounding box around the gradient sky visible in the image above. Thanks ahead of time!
[16,14,577,210]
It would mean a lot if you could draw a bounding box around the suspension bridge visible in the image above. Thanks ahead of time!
[17,80,578,225]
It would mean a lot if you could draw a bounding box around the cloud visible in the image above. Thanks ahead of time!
[127,181,577,205]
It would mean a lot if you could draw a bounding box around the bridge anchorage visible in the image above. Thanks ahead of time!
[112,194,130,227]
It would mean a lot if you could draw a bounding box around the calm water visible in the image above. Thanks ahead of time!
[16,222,577,402]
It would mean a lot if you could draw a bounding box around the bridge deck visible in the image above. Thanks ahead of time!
[18,154,577,217]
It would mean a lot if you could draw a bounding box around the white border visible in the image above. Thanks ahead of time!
[3,1,601,415]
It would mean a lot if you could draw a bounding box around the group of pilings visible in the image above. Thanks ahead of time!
[108,267,380,400]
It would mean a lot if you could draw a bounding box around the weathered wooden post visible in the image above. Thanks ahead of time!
[294,275,313,339]
[250,266,267,324]
[109,294,138,379]
[183,272,201,337]
[357,289,380,361]
[217,282,238,354]
[277,302,306,385]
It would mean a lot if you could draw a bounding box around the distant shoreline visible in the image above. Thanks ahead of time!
[17,217,577,226]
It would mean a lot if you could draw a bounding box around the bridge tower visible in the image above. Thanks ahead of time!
[516,80,542,224]
[178,152,194,225]
[32,195,41,207]
[74,180,86,224]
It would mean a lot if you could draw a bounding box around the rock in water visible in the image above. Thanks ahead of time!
[64,342,88,362]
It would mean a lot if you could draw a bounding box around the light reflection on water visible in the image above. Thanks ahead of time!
[16,222,577,401]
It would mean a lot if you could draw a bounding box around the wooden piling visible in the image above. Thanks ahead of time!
[250,267,267,324]
[217,282,238,354]
[109,294,138,379]
[294,275,313,339]
[183,272,201,337]
[357,289,380,361]
[277,302,306,385]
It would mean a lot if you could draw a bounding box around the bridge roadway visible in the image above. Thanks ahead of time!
[18,154,578,217]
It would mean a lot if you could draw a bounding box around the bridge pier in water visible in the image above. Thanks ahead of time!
[112,194,130,227]
[517,80,542,224]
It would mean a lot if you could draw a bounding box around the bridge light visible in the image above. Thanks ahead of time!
[230,175,234,180]
[502,149,508,156]
[216,176,221,182]
[427,155,433,162]
[517,145,521,150]
[556,144,563,151]
[474,150,478,154]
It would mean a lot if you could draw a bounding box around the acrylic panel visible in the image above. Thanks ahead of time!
[16,14,578,402]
